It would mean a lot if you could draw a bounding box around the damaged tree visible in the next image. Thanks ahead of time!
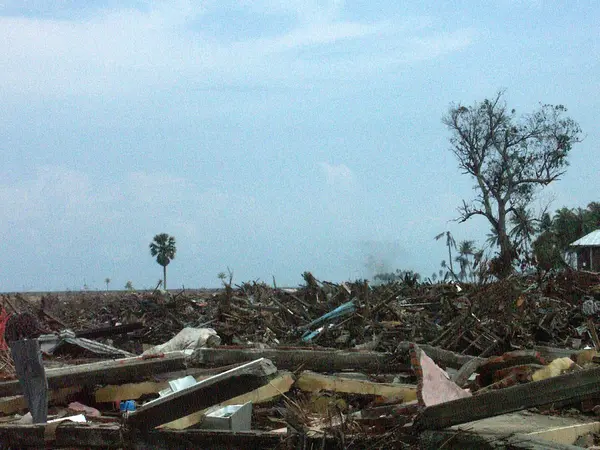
[443,91,581,277]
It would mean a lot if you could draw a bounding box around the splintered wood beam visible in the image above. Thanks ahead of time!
[127,358,277,430]
[0,386,82,415]
[417,366,600,430]
[0,351,189,398]
[191,347,409,373]
[94,366,244,403]
[295,371,417,402]
[161,372,295,430]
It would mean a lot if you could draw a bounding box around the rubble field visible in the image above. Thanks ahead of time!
[1,269,600,449]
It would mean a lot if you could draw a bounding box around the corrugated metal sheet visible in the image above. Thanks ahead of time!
[571,229,600,247]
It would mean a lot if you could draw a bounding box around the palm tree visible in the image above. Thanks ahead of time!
[104,278,111,291]
[435,231,456,276]
[455,240,475,281]
[149,233,177,290]
[509,206,538,254]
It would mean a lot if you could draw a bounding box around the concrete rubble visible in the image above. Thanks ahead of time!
[0,270,599,448]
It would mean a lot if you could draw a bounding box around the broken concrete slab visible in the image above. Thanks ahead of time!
[410,344,471,407]
[398,342,485,369]
[127,358,276,429]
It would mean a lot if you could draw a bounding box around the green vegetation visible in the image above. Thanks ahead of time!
[533,202,600,270]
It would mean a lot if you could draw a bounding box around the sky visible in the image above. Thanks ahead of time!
[0,1,598,291]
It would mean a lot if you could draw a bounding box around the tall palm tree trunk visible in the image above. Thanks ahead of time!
[163,265,167,290]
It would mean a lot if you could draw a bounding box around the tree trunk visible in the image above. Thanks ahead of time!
[163,265,167,290]
[496,205,513,278]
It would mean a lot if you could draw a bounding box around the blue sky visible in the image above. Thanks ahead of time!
[0,1,598,291]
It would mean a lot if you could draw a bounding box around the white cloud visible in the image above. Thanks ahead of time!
[0,2,474,96]
[319,162,355,187]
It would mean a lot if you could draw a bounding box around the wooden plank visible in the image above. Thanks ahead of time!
[417,366,600,430]
[75,322,144,339]
[161,372,295,430]
[0,423,122,448]
[94,365,247,403]
[295,371,417,402]
[420,430,583,450]
[127,358,276,429]
[192,347,409,373]
[0,386,81,415]
[0,351,189,398]
[0,424,390,449]
[528,422,600,445]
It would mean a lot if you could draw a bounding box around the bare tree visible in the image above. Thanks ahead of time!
[443,91,581,277]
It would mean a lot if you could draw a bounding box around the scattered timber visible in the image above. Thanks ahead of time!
[0,351,189,398]
[127,358,276,429]
[296,371,417,402]
[417,366,600,430]
[191,347,409,373]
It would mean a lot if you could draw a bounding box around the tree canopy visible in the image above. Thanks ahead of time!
[443,91,582,277]
[533,202,600,270]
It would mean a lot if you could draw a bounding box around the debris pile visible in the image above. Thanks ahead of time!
[0,269,599,448]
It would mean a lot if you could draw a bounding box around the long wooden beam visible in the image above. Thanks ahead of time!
[127,358,276,429]
[0,351,189,398]
[417,366,600,430]
[296,371,417,401]
[0,425,381,449]
[191,347,409,373]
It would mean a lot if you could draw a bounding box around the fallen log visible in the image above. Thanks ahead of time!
[192,347,409,373]
[127,358,276,429]
[417,366,600,430]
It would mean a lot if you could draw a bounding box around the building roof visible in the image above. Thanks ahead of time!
[571,229,600,247]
